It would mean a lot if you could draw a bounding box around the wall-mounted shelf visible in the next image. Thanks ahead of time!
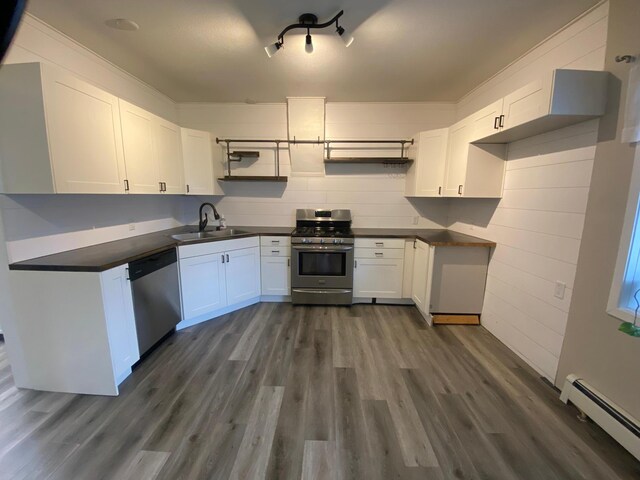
[219,175,288,182]
[215,137,415,177]
[324,157,413,165]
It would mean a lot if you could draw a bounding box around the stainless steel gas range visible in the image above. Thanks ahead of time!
[290,209,354,305]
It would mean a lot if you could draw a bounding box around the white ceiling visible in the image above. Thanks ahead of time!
[26,0,600,103]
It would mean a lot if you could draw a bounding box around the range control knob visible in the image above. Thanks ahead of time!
[320,238,325,244]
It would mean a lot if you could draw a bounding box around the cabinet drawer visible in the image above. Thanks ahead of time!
[354,238,405,250]
[260,236,291,247]
[261,246,290,257]
[179,236,259,259]
[354,248,405,259]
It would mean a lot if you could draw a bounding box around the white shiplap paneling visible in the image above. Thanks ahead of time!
[448,3,608,382]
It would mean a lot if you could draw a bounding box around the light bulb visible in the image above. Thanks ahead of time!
[264,41,282,58]
[305,34,313,54]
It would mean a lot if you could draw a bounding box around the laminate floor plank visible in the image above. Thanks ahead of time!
[301,440,336,480]
[228,386,284,480]
[265,346,314,480]
[0,304,636,480]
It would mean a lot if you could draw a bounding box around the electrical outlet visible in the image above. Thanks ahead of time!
[129,224,136,231]
[412,216,419,225]
[554,281,566,300]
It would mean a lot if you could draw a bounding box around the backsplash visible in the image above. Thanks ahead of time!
[180,101,456,229]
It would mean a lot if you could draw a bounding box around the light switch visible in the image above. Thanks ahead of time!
[554,281,566,300]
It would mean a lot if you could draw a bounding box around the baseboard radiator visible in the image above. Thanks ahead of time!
[560,374,640,460]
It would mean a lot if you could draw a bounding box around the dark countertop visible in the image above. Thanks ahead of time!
[352,228,496,247]
[9,226,493,273]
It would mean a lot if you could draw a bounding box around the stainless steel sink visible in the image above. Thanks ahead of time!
[171,229,250,242]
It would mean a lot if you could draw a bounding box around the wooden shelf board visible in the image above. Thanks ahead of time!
[324,157,413,164]
[219,175,288,182]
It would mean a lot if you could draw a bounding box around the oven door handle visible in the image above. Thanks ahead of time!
[291,245,354,252]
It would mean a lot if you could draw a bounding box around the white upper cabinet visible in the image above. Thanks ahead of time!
[181,128,216,195]
[405,129,448,197]
[119,99,185,194]
[474,69,609,144]
[442,118,472,197]
[155,119,184,194]
[119,100,159,194]
[0,63,127,194]
[468,99,504,143]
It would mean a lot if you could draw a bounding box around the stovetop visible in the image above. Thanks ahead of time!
[291,226,354,238]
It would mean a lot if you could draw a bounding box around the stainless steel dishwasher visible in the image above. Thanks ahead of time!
[128,248,181,356]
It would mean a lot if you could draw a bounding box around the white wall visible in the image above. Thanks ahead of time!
[178,102,456,228]
[447,2,608,380]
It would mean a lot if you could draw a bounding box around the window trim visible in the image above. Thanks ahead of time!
[608,145,640,323]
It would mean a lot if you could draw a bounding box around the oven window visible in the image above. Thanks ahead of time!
[299,252,346,276]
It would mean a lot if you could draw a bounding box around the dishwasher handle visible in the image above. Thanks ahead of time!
[128,248,177,281]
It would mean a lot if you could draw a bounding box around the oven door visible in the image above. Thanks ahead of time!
[291,244,354,289]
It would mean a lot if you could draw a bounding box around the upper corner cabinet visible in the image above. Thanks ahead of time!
[405,129,448,197]
[473,69,610,144]
[0,62,128,194]
[181,128,219,195]
[119,100,185,194]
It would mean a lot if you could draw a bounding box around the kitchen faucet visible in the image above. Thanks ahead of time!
[199,202,221,231]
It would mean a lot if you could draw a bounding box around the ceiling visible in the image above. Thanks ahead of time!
[25,0,601,103]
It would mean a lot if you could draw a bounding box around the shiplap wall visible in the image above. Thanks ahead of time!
[178,102,456,228]
[448,2,608,381]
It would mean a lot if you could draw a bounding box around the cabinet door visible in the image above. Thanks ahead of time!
[411,240,430,313]
[182,128,215,195]
[468,99,504,143]
[226,247,261,305]
[409,129,448,197]
[41,67,127,193]
[261,256,291,296]
[180,253,227,321]
[119,100,161,194]
[502,75,552,130]
[354,258,404,299]
[442,119,470,197]
[156,119,185,194]
[100,265,139,383]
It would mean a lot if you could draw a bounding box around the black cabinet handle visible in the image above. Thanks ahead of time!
[221,254,225,264]
[186,184,190,193]
[499,114,505,128]
[494,116,500,130]
[226,254,229,263]
[438,186,442,195]
[124,179,129,192]
[458,184,463,195]
[159,182,163,192]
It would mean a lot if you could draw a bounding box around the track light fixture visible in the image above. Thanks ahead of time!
[264,10,353,57]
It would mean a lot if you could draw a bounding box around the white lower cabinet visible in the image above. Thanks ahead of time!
[180,253,227,320]
[178,237,261,324]
[226,247,261,304]
[354,257,404,298]
[261,256,291,296]
[260,236,291,297]
[101,265,140,384]
[411,239,434,319]
[354,239,405,299]
[8,265,139,395]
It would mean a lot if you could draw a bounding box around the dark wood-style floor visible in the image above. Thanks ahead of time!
[0,304,638,479]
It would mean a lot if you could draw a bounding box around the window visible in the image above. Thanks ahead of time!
[609,146,640,322]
